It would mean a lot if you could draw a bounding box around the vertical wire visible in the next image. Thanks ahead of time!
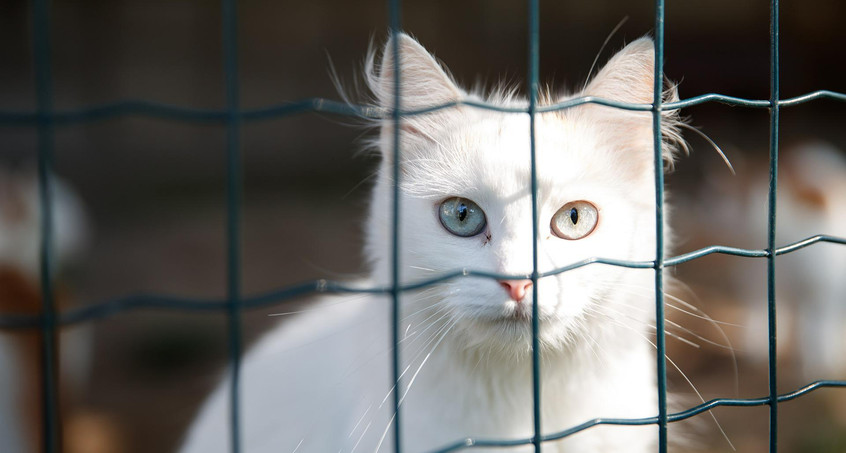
[32,0,61,451]
[766,0,780,450]
[652,0,669,451]
[221,0,243,451]
[526,0,542,451]
[388,0,403,451]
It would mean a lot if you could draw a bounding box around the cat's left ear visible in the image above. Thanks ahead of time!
[582,37,656,105]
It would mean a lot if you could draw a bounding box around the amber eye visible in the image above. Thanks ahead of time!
[551,201,598,240]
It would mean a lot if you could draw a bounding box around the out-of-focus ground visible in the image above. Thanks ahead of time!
[1,0,845,451]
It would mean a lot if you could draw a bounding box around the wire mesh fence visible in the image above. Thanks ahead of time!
[1,0,845,452]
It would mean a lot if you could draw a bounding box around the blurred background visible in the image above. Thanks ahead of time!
[1,0,845,451]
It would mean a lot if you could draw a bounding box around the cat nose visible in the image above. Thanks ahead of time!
[499,279,533,302]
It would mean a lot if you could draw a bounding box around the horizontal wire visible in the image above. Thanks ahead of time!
[428,380,846,452]
[0,234,842,329]
[0,90,843,126]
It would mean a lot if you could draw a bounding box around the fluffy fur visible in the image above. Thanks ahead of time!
[181,33,687,452]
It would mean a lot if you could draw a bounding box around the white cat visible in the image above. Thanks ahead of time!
[180,33,687,453]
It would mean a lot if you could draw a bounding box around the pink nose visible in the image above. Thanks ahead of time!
[499,279,533,302]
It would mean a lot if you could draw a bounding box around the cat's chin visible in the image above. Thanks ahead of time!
[451,305,574,357]
[495,299,535,322]
[477,308,552,332]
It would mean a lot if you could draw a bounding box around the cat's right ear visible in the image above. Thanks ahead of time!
[368,32,461,111]
[582,37,655,105]
[366,33,463,141]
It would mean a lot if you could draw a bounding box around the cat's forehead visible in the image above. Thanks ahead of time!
[398,108,643,202]
[451,111,609,181]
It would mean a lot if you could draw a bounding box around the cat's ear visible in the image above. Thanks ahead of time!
[368,32,462,111]
[581,37,687,170]
[583,37,655,105]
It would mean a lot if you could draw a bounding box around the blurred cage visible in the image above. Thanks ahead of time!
[1,0,846,452]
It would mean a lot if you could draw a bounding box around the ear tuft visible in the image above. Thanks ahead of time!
[581,37,689,170]
[366,32,462,111]
[583,37,655,105]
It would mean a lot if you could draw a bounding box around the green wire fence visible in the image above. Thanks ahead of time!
[1,0,845,452]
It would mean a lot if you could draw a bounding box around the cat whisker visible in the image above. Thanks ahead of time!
[342,168,381,200]
[612,302,735,355]
[335,303,446,385]
[595,279,742,396]
[661,289,743,327]
[401,289,452,317]
[470,341,492,374]
[377,364,413,409]
[663,351,737,451]
[268,293,373,317]
[399,319,458,407]
[598,296,733,352]
[403,298,449,320]
[339,307,452,416]
[401,298,447,321]
[679,122,735,175]
[663,290,741,396]
[592,279,740,344]
[375,318,458,453]
[349,421,371,453]
[665,297,744,327]
[583,307,736,451]
[400,286,448,307]
[581,16,630,93]
[404,313,454,362]
[574,316,611,365]
[380,313,454,410]
[400,307,450,345]
[374,414,396,453]
[348,404,372,440]
[664,318,735,351]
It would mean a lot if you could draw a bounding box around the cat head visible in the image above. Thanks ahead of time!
[362,33,685,358]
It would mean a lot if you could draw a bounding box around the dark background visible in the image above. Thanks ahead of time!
[1,0,845,451]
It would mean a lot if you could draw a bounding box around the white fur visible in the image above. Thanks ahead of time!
[181,33,685,452]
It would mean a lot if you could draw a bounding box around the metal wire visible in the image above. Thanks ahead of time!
[1,235,844,331]
[388,0,404,449]
[652,0,669,450]
[3,91,846,126]
[766,0,781,450]
[2,0,845,452]
[221,0,244,451]
[430,380,846,453]
[527,0,542,451]
[31,0,61,450]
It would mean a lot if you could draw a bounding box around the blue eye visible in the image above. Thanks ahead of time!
[438,197,487,237]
